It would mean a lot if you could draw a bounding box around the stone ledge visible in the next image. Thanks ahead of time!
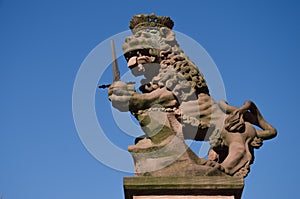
[124,176,244,199]
[133,196,234,199]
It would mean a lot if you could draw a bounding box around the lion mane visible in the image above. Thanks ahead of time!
[123,27,209,102]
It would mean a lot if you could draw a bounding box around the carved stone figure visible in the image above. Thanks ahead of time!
[106,14,277,178]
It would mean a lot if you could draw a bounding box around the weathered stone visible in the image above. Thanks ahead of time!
[124,176,243,199]
[129,135,227,177]
[105,13,277,178]
[134,196,234,199]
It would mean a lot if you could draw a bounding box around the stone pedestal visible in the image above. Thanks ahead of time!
[123,176,244,199]
[133,196,233,199]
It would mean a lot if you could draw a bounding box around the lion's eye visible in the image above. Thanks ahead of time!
[125,49,153,62]
[125,50,138,61]
[141,49,150,56]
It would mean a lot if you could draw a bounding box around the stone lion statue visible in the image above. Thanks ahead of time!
[108,14,277,177]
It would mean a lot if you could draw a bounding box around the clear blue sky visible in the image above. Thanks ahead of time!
[1,0,300,198]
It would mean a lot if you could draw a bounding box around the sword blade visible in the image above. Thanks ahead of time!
[111,40,120,82]
[99,40,136,89]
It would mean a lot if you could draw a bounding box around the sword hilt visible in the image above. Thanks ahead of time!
[98,81,136,89]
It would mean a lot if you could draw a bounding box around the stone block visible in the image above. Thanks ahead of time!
[134,196,234,199]
[124,176,243,199]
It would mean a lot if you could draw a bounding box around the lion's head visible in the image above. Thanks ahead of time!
[122,26,209,101]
